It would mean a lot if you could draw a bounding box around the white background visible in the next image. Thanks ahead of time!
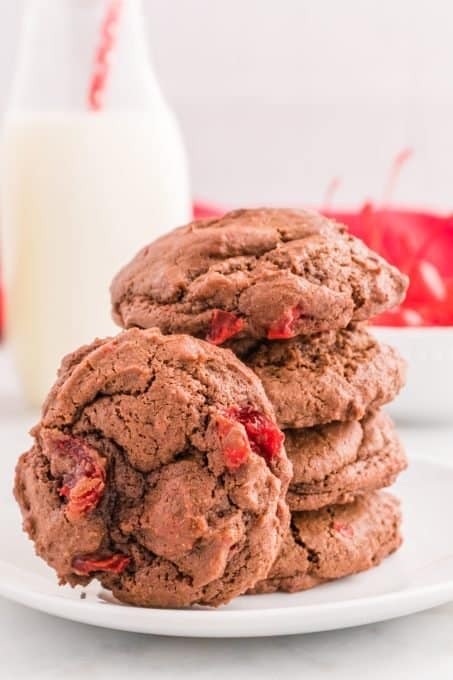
[1,3,453,677]
[1,0,453,210]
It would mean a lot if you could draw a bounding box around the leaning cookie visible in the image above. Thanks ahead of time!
[286,411,407,511]
[110,208,408,349]
[246,325,406,429]
[14,328,292,608]
[250,492,402,595]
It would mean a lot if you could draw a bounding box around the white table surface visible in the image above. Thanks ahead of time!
[1,348,452,679]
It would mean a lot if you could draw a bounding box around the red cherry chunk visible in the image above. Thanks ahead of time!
[267,306,302,340]
[54,436,106,520]
[206,310,244,345]
[59,476,105,520]
[73,553,130,575]
[227,406,284,464]
[333,522,354,538]
[216,414,251,470]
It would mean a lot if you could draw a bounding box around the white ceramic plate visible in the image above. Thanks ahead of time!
[1,456,452,638]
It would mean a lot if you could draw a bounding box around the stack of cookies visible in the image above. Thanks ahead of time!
[111,208,408,595]
[14,208,408,608]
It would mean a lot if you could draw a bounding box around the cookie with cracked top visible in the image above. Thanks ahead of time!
[286,410,407,511]
[246,325,406,429]
[250,492,402,594]
[14,328,292,608]
[110,208,408,349]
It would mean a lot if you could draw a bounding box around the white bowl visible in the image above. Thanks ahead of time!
[372,326,453,424]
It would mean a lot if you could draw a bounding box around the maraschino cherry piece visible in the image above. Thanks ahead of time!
[54,436,106,520]
[73,553,130,575]
[224,407,284,463]
[206,310,244,345]
[267,306,302,340]
[216,414,251,470]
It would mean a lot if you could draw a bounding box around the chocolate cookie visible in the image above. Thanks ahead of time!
[246,325,406,428]
[110,208,408,349]
[14,328,292,608]
[286,411,407,511]
[250,492,402,594]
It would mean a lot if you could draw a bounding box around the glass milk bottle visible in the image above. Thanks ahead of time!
[1,0,191,407]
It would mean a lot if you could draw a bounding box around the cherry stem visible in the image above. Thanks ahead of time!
[382,148,413,208]
[322,176,341,212]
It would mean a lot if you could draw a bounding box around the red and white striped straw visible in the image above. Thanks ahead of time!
[88,0,124,111]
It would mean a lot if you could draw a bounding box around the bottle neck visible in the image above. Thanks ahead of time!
[9,0,164,113]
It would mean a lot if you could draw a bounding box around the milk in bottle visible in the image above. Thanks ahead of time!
[2,0,191,406]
